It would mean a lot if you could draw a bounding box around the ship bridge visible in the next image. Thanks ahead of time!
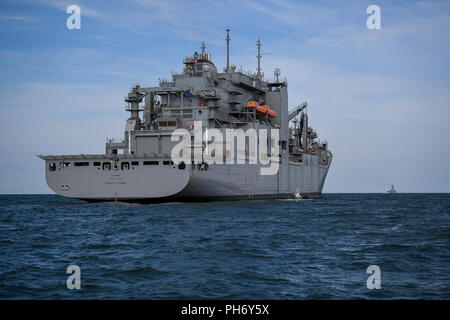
[183,41,217,74]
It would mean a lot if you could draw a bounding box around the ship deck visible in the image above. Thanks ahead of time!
[37,154,171,160]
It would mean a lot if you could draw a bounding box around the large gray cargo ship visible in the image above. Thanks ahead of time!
[39,31,332,202]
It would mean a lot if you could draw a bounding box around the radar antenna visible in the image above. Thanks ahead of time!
[201,41,206,55]
[274,68,280,82]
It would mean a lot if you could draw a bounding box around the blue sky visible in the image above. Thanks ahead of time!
[0,0,449,193]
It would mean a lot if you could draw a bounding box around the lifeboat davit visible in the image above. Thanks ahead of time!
[246,101,277,118]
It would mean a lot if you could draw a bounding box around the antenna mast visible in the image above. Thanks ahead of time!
[201,41,206,58]
[256,37,262,81]
[226,28,230,74]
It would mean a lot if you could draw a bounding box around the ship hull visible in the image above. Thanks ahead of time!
[40,155,331,202]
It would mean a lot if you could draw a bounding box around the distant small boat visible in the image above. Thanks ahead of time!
[387,184,397,193]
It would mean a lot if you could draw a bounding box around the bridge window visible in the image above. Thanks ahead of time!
[49,162,56,171]
[131,161,139,166]
[102,162,111,170]
[163,160,174,165]
[93,162,101,166]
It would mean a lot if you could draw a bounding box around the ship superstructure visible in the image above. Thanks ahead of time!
[39,31,332,201]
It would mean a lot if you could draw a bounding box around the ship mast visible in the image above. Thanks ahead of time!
[256,37,262,81]
[226,28,230,74]
[201,41,206,57]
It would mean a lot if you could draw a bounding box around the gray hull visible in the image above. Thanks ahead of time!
[41,154,331,202]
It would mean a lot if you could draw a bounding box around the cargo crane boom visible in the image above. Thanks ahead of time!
[288,102,308,122]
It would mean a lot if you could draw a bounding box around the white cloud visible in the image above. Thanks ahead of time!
[0,15,35,22]
[242,0,343,29]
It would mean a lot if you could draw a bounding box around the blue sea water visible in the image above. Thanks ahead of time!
[0,194,448,299]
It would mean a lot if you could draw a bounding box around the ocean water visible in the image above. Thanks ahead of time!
[0,194,448,299]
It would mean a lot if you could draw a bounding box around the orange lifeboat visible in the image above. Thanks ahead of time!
[267,108,277,118]
[246,101,277,118]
